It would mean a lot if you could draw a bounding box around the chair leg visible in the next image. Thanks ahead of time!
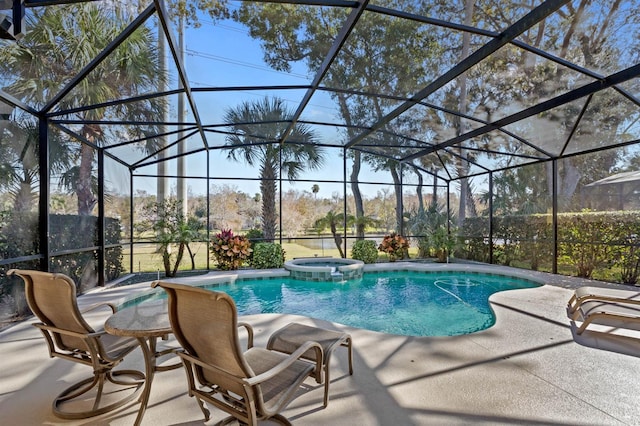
[92,372,106,412]
[56,374,100,404]
[194,396,211,420]
[52,370,145,420]
[323,362,330,408]
[344,337,354,375]
[322,336,354,408]
[218,416,242,425]
[108,369,146,386]
[270,413,293,425]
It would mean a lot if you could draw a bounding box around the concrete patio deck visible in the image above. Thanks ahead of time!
[2,263,640,425]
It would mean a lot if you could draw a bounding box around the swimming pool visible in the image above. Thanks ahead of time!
[127,270,541,337]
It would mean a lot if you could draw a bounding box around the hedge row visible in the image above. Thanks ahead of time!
[459,210,640,283]
[1,213,124,321]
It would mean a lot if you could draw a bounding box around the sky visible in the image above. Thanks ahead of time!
[125,8,405,199]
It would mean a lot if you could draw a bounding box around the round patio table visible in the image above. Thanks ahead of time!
[104,298,180,426]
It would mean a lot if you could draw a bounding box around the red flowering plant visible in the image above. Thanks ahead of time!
[210,228,252,270]
[378,233,410,262]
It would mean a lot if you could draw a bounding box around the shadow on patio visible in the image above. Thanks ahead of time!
[1,278,640,425]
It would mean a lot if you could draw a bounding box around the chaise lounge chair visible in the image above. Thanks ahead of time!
[7,269,144,419]
[567,286,640,335]
[566,286,640,356]
[152,281,324,425]
[567,286,640,316]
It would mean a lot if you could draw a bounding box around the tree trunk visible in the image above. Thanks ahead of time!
[390,165,404,235]
[261,161,278,241]
[78,125,98,215]
[350,150,366,239]
[432,169,438,209]
[13,133,36,213]
[330,221,345,258]
[157,24,168,205]
[416,170,424,213]
[456,0,475,226]
[337,94,366,240]
[546,154,581,212]
[546,161,554,197]
[172,242,186,276]
[163,248,172,277]
[559,158,581,208]
[466,180,477,217]
[186,243,196,269]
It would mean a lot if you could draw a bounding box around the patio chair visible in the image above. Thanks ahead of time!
[567,286,640,335]
[7,269,144,419]
[152,281,323,426]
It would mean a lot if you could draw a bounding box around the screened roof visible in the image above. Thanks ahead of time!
[1,0,639,183]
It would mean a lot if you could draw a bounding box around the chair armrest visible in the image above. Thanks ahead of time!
[81,302,117,314]
[578,295,640,307]
[178,350,246,386]
[35,322,107,339]
[245,341,323,386]
[569,296,640,319]
[568,288,640,314]
[237,322,254,349]
[178,341,323,388]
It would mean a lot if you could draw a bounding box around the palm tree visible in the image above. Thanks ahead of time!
[314,210,354,258]
[0,3,165,215]
[0,118,75,264]
[224,97,325,241]
[0,119,73,212]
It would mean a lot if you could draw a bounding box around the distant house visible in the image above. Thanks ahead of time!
[584,171,640,211]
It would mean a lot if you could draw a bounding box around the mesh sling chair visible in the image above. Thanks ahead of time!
[152,281,323,426]
[8,269,144,419]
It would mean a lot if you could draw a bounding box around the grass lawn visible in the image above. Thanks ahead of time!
[123,241,421,275]
[125,242,345,274]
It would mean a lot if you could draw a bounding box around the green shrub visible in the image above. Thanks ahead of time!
[250,242,285,269]
[244,228,264,262]
[431,226,457,262]
[245,228,264,245]
[1,212,124,324]
[616,235,640,284]
[460,210,640,281]
[351,240,378,264]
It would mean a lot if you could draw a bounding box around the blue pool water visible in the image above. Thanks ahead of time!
[131,271,540,337]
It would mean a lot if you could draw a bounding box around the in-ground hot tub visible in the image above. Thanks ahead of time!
[284,257,364,281]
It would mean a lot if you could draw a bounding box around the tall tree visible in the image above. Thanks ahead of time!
[0,119,74,213]
[224,97,325,241]
[456,0,476,224]
[135,198,202,277]
[0,3,165,215]
[413,1,639,216]
[235,1,440,237]
[162,0,231,210]
[314,210,353,258]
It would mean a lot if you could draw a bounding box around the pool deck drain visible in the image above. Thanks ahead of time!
[2,263,640,425]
